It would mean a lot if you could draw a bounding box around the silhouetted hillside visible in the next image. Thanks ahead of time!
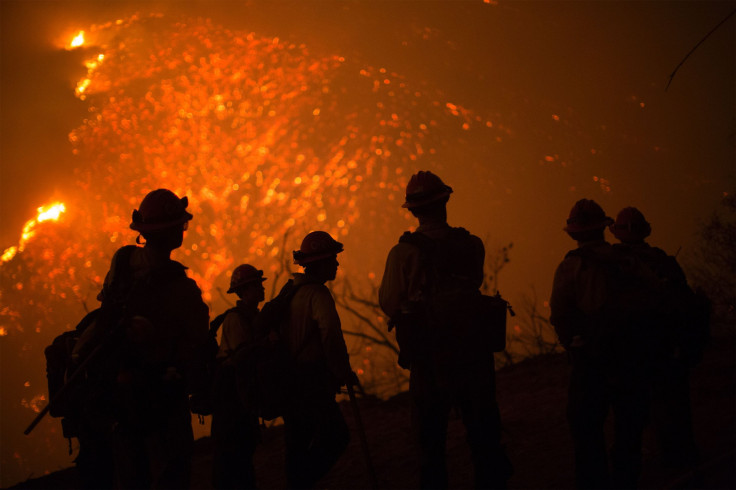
[10,328,734,489]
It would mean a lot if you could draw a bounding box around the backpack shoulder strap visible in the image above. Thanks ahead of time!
[101,246,138,304]
[398,230,435,252]
[447,226,471,240]
[277,279,326,360]
[209,307,240,336]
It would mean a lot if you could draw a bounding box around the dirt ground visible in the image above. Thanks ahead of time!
[10,328,734,490]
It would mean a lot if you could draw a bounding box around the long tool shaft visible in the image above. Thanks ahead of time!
[346,383,378,489]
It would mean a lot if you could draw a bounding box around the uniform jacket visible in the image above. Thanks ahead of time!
[217,301,258,360]
[379,222,484,319]
[613,242,687,286]
[549,240,617,349]
[283,273,351,384]
[100,245,210,395]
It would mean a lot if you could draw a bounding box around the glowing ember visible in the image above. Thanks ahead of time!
[21,395,46,414]
[38,13,503,303]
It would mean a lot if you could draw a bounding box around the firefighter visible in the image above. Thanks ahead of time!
[550,199,652,489]
[102,188,210,489]
[379,170,510,489]
[610,207,704,469]
[283,231,354,489]
[211,264,266,489]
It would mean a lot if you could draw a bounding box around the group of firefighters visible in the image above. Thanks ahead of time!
[60,170,702,489]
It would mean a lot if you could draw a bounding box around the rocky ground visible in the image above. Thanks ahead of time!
[10,328,734,489]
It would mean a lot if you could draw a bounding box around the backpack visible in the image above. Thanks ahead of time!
[565,245,664,368]
[189,306,239,417]
[231,279,305,421]
[613,244,711,366]
[394,228,511,364]
[43,246,137,439]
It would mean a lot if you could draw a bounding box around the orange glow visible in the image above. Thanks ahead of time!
[592,176,612,193]
[0,18,505,451]
[70,31,85,48]
[37,203,65,223]
[1,247,17,263]
[21,395,46,413]
[1,202,66,263]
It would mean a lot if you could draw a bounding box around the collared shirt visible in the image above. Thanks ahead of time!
[283,273,351,383]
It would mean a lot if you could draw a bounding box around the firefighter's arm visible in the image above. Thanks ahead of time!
[470,234,485,290]
[549,258,582,349]
[177,280,211,394]
[312,288,352,384]
[218,311,247,358]
[379,243,423,321]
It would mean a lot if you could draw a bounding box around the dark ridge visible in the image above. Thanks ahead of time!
[9,329,734,489]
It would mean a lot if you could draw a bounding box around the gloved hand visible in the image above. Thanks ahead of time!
[344,370,360,388]
[335,370,361,394]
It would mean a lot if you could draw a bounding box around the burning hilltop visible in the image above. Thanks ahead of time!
[0,12,507,484]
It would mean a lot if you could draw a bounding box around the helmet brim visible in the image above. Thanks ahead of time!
[609,223,651,242]
[293,247,343,265]
[130,211,193,232]
[227,276,267,294]
[563,217,614,234]
[401,187,453,208]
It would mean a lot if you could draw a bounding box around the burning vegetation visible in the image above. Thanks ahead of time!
[1,12,511,482]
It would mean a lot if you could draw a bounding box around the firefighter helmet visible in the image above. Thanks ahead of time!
[130,189,193,233]
[227,264,266,293]
[563,198,613,233]
[610,207,651,242]
[293,231,344,265]
[401,170,453,209]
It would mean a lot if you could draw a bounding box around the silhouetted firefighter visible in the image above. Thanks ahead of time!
[550,199,662,489]
[210,264,266,489]
[610,207,709,471]
[96,189,210,489]
[380,171,511,489]
[281,231,357,489]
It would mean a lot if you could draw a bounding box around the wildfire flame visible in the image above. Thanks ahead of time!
[1,203,66,264]
[70,31,85,48]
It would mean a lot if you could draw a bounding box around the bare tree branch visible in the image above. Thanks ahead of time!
[342,329,399,353]
[666,8,736,91]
